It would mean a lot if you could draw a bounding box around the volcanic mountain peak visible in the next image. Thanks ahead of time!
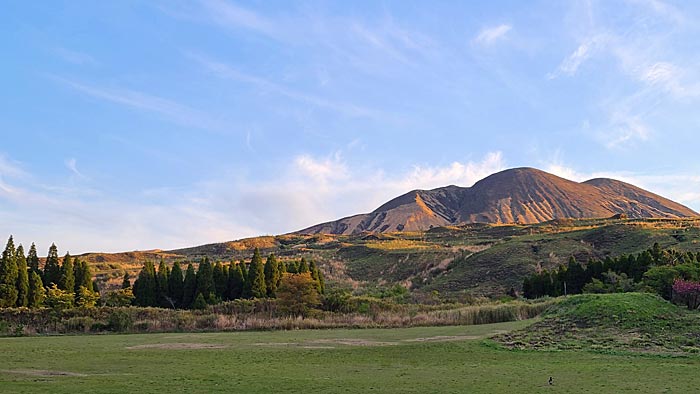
[299,167,697,235]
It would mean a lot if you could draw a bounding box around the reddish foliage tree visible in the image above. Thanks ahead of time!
[672,278,700,309]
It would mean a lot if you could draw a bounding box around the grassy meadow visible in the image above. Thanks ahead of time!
[1,319,699,393]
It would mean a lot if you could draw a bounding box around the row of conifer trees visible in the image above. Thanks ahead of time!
[0,236,95,308]
[130,248,325,309]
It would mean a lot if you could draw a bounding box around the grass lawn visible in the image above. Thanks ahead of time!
[1,319,698,393]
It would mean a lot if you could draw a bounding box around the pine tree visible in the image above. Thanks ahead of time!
[192,293,207,310]
[244,248,266,299]
[298,258,309,273]
[122,272,131,289]
[59,253,75,293]
[196,258,215,303]
[27,243,40,275]
[227,263,244,300]
[264,253,280,297]
[308,260,324,294]
[28,271,45,308]
[182,263,197,308]
[157,260,171,307]
[77,260,93,291]
[133,261,157,307]
[43,243,61,287]
[0,236,19,307]
[168,261,184,307]
[213,261,227,300]
[15,244,29,307]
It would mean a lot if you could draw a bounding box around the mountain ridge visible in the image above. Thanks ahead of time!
[299,167,697,235]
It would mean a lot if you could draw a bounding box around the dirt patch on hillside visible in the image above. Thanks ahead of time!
[403,335,479,342]
[2,369,88,377]
[126,343,227,350]
[311,338,398,347]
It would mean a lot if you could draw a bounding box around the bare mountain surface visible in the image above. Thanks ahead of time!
[300,168,697,235]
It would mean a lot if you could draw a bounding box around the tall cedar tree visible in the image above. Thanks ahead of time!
[15,244,29,307]
[308,260,325,294]
[157,260,171,307]
[122,272,131,289]
[73,258,84,295]
[244,248,266,299]
[182,263,197,308]
[27,243,40,275]
[168,261,184,307]
[77,260,93,291]
[264,254,280,297]
[43,244,61,287]
[227,263,245,300]
[0,236,18,307]
[59,253,75,293]
[196,258,215,303]
[28,271,45,307]
[298,258,309,273]
[133,261,157,307]
[213,261,227,300]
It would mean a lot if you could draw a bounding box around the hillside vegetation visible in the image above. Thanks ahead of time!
[82,218,700,298]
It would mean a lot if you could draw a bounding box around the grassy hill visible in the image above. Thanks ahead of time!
[496,293,700,354]
[82,218,700,297]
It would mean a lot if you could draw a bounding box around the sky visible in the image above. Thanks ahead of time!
[2,0,700,254]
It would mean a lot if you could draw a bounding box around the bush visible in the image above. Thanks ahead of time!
[107,310,133,332]
[64,316,96,333]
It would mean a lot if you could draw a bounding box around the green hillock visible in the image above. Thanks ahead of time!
[497,293,700,354]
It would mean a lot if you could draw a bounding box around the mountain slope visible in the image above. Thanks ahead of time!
[300,168,697,235]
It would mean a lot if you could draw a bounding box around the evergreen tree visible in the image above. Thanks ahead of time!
[308,260,325,294]
[264,253,280,297]
[43,243,61,287]
[244,248,266,299]
[168,261,184,307]
[28,271,45,308]
[227,263,244,300]
[240,260,248,282]
[192,293,207,310]
[196,258,215,303]
[298,258,309,273]
[78,260,93,291]
[122,272,131,289]
[15,244,29,307]
[133,261,157,307]
[27,243,40,275]
[0,236,18,307]
[59,253,75,293]
[182,263,197,308]
[213,261,227,300]
[157,260,171,307]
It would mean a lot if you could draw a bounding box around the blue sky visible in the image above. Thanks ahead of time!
[2,0,700,253]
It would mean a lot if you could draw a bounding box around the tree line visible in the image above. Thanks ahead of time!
[523,242,700,300]
[130,248,325,309]
[0,236,97,308]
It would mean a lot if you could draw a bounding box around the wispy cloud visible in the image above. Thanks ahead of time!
[51,76,226,133]
[198,0,279,38]
[472,24,512,46]
[64,158,87,180]
[53,47,98,66]
[548,34,608,79]
[187,53,390,120]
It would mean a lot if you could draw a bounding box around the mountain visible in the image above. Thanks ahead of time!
[299,167,697,234]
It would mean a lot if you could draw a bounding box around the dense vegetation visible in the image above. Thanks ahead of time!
[0,236,97,309]
[129,248,325,311]
[522,243,700,303]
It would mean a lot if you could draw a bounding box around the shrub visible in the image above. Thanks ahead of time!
[107,310,133,332]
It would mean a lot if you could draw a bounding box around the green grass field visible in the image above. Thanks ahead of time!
[2,319,699,393]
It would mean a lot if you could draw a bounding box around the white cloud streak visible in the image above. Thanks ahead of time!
[472,24,512,46]
[52,76,227,133]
